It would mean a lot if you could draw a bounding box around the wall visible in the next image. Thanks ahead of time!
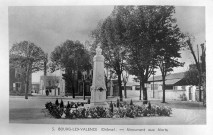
[9,68,32,95]
[147,85,197,101]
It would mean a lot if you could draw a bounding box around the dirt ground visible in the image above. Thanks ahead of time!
[9,95,206,125]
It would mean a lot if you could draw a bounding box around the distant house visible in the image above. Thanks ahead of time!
[147,72,186,91]
[32,82,40,93]
[9,67,32,95]
[147,72,200,101]
[39,75,65,96]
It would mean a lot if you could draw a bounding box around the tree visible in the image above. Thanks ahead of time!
[123,6,155,103]
[184,64,199,86]
[10,41,46,99]
[185,35,205,102]
[200,42,206,106]
[152,6,184,103]
[91,8,127,101]
[50,40,92,98]
[123,6,184,103]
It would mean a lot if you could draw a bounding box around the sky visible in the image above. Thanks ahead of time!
[8,6,205,82]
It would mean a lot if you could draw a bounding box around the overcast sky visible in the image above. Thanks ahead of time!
[8,6,205,82]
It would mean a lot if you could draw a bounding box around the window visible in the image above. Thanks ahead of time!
[165,85,173,90]
[16,83,21,88]
[135,85,140,90]
[14,82,21,91]
[15,68,21,78]
[181,86,186,90]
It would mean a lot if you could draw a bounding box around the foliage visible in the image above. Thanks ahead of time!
[130,99,133,105]
[60,99,64,108]
[180,93,187,101]
[45,101,172,119]
[184,35,206,103]
[184,66,199,85]
[50,40,92,98]
[91,7,128,101]
[45,102,63,119]
[55,99,59,106]
[10,41,46,99]
[91,6,184,103]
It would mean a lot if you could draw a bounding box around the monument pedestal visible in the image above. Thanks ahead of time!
[90,90,109,107]
[89,44,109,108]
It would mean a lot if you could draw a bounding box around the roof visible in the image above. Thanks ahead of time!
[148,72,185,82]
[165,78,182,85]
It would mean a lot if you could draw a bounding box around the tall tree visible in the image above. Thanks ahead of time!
[184,64,199,86]
[200,42,206,106]
[10,41,46,99]
[185,35,205,102]
[123,6,155,103]
[120,6,184,103]
[91,8,127,101]
[50,40,92,98]
[153,6,184,103]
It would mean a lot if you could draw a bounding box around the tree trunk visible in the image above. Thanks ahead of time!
[198,73,202,102]
[118,73,123,101]
[139,79,142,100]
[162,75,166,103]
[142,82,148,104]
[25,64,30,99]
[72,70,75,98]
[203,74,206,106]
[124,83,127,98]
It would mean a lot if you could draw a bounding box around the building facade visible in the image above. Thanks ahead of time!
[9,67,32,95]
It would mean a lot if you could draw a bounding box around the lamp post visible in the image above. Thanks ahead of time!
[153,66,155,98]
[82,72,86,100]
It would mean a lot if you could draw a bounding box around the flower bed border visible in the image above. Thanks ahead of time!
[45,99,172,119]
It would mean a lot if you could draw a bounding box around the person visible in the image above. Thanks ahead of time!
[45,89,49,96]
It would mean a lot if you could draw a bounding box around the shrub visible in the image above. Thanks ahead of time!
[180,93,187,101]
[130,99,133,105]
[65,108,73,119]
[60,99,64,108]
[88,107,99,118]
[156,106,172,116]
[66,101,71,108]
[116,98,120,108]
[55,99,59,106]
[45,100,172,119]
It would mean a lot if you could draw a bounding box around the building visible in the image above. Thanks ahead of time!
[9,67,32,95]
[147,72,200,101]
[39,75,65,96]
[32,82,39,93]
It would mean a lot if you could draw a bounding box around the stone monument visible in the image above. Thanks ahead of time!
[90,44,108,107]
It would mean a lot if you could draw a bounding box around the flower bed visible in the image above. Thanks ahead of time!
[45,99,172,119]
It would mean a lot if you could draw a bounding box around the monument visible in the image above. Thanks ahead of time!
[90,44,108,107]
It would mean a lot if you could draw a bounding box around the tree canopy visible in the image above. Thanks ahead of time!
[50,40,92,98]
[10,41,46,99]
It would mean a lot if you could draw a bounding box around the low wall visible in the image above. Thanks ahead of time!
[147,90,187,101]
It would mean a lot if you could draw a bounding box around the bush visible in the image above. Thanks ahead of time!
[55,99,59,106]
[60,99,64,108]
[45,101,172,119]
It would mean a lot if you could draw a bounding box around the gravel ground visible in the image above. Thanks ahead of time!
[9,96,206,125]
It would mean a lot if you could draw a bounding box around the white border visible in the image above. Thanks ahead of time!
[1,0,213,135]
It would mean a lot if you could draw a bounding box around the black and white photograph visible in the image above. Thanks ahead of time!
[0,0,213,135]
